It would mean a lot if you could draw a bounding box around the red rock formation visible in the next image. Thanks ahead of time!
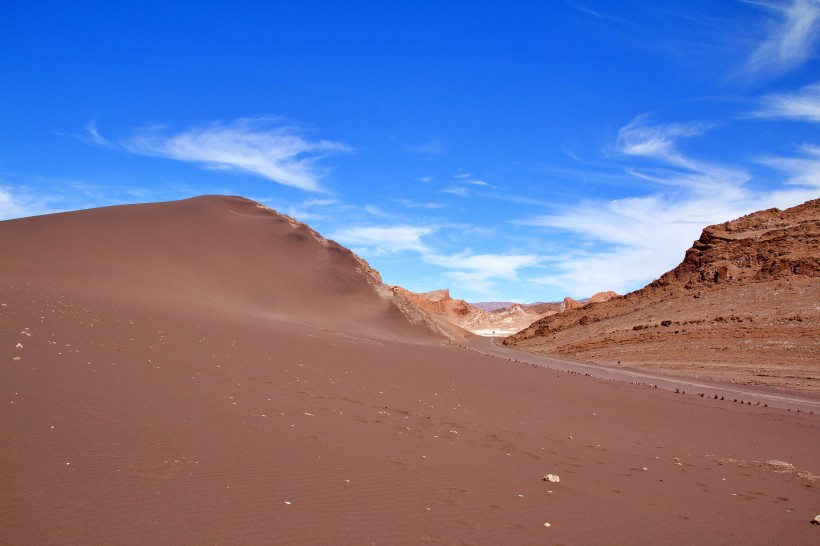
[562,297,584,310]
[394,287,557,336]
[587,291,619,304]
[505,199,820,394]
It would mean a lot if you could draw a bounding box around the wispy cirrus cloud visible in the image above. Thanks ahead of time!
[616,115,711,166]
[524,111,817,298]
[0,185,55,220]
[330,225,434,255]
[405,138,446,155]
[423,252,542,280]
[742,0,820,78]
[443,186,469,197]
[760,144,820,197]
[614,115,749,196]
[393,198,444,209]
[330,218,543,295]
[527,194,760,297]
[105,117,350,191]
[0,177,189,221]
[83,121,115,148]
[423,252,543,295]
[568,1,623,22]
[753,81,820,122]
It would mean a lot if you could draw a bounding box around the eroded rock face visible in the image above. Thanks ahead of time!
[505,199,820,395]
[663,200,820,288]
[393,287,559,336]
[562,297,584,311]
[588,291,619,304]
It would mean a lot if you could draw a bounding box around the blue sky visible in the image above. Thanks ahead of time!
[2,1,819,302]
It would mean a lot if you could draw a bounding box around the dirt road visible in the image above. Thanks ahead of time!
[466,336,820,413]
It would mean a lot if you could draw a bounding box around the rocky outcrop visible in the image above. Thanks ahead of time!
[394,287,559,336]
[504,199,820,395]
[562,297,584,310]
[657,199,820,289]
[588,291,619,304]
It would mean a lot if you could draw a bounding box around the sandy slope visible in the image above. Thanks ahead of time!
[2,196,819,544]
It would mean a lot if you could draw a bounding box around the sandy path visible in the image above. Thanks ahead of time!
[466,336,820,413]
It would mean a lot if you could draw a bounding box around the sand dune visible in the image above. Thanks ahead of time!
[2,196,819,544]
[1,196,439,342]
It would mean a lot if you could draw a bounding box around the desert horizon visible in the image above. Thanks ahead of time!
[2,195,818,544]
[4,2,820,543]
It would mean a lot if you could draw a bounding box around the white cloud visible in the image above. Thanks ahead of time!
[759,144,820,198]
[329,222,542,295]
[83,121,114,147]
[443,186,468,197]
[363,204,388,217]
[120,117,350,191]
[423,252,543,295]
[527,195,762,297]
[572,2,604,18]
[569,1,622,22]
[0,185,61,220]
[524,112,818,298]
[393,198,444,209]
[743,0,820,77]
[753,81,820,122]
[616,115,710,167]
[615,115,751,197]
[465,179,490,187]
[424,252,542,279]
[330,225,434,255]
[405,138,446,155]
[253,195,342,222]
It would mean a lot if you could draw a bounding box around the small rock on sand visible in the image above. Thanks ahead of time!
[543,474,560,483]
[812,515,820,525]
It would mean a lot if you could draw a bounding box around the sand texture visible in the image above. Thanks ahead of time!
[2,196,819,544]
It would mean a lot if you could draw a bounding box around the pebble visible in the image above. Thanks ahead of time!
[543,474,560,483]
[544,522,552,528]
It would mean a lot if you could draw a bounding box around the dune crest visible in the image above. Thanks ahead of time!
[1,196,451,342]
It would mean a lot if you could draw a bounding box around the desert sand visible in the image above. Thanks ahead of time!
[2,196,819,544]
